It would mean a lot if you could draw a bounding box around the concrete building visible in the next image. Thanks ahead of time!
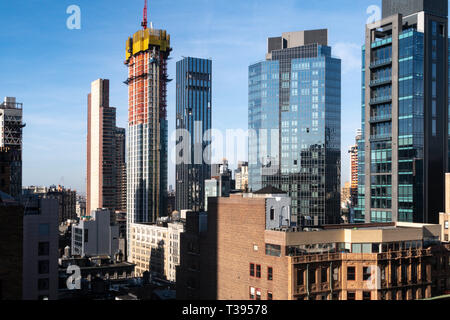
[76,195,86,218]
[72,208,119,258]
[0,97,24,200]
[357,0,449,224]
[234,161,249,191]
[23,185,77,224]
[87,79,125,216]
[129,218,184,282]
[177,190,450,300]
[175,57,212,212]
[22,195,59,300]
[248,29,341,226]
[115,127,127,213]
[125,9,171,261]
[0,191,23,300]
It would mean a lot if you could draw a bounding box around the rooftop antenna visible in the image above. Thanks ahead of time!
[141,0,148,30]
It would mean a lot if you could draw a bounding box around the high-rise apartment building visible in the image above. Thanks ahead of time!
[115,127,127,213]
[124,11,171,260]
[88,79,116,214]
[248,29,341,226]
[0,97,24,200]
[175,57,212,212]
[359,0,449,224]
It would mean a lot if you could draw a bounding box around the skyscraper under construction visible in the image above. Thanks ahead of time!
[124,2,171,255]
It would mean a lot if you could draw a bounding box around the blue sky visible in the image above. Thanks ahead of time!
[0,0,382,194]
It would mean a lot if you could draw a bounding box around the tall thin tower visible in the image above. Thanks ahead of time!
[175,57,212,212]
[124,2,171,256]
[87,79,117,215]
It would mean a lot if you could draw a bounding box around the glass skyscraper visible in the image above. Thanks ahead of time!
[175,57,212,212]
[356,0,448,224]
[248,29,341,226]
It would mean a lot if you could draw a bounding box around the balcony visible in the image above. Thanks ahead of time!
[377,248,433,260]
[370,133,391,141]
[370,58,392,69]
[370,77,392,87]
[369,115,392,123]
[370,96,392,105]
[291,253,343,264]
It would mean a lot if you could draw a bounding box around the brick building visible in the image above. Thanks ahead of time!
[177,190,450,300]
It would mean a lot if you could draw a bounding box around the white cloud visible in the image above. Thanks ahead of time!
[333,42,362,74]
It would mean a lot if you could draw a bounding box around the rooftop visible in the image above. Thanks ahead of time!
[382,0,448,19]
[253,186,285,195]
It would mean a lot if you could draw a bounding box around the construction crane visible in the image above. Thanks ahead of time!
[141,0,148,30]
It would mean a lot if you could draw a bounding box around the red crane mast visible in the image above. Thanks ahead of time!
[141,0,148,30]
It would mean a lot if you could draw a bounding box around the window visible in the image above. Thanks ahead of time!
[297,269,304,286]
[256,265,261,278]
[333,267,339,281]
[309,268,316,284]
[38,242,49,256]
[38,260,50,274]
[268,292,273,300]
[321,267,328,283]
[270,208,275,220]
[363,267,372,281]
[363,292,371,300]
[256,288,261,300]
[347,266,356,281]
[445,221,449,229]
[268,267,273,281]
[250,263,255,277]
[249,287,255,300]
[265,244,281,257]
[347,292,356,300]
[38,224,49,236]
[38,279,49,291]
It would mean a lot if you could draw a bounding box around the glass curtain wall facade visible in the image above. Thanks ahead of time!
[359,2,448,224]
[175,57,212,212]
[249,35,341,226]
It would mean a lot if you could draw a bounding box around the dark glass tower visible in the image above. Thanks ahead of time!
[175,57,212,212]
[248,30,341,226]
[358,0,448,224]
